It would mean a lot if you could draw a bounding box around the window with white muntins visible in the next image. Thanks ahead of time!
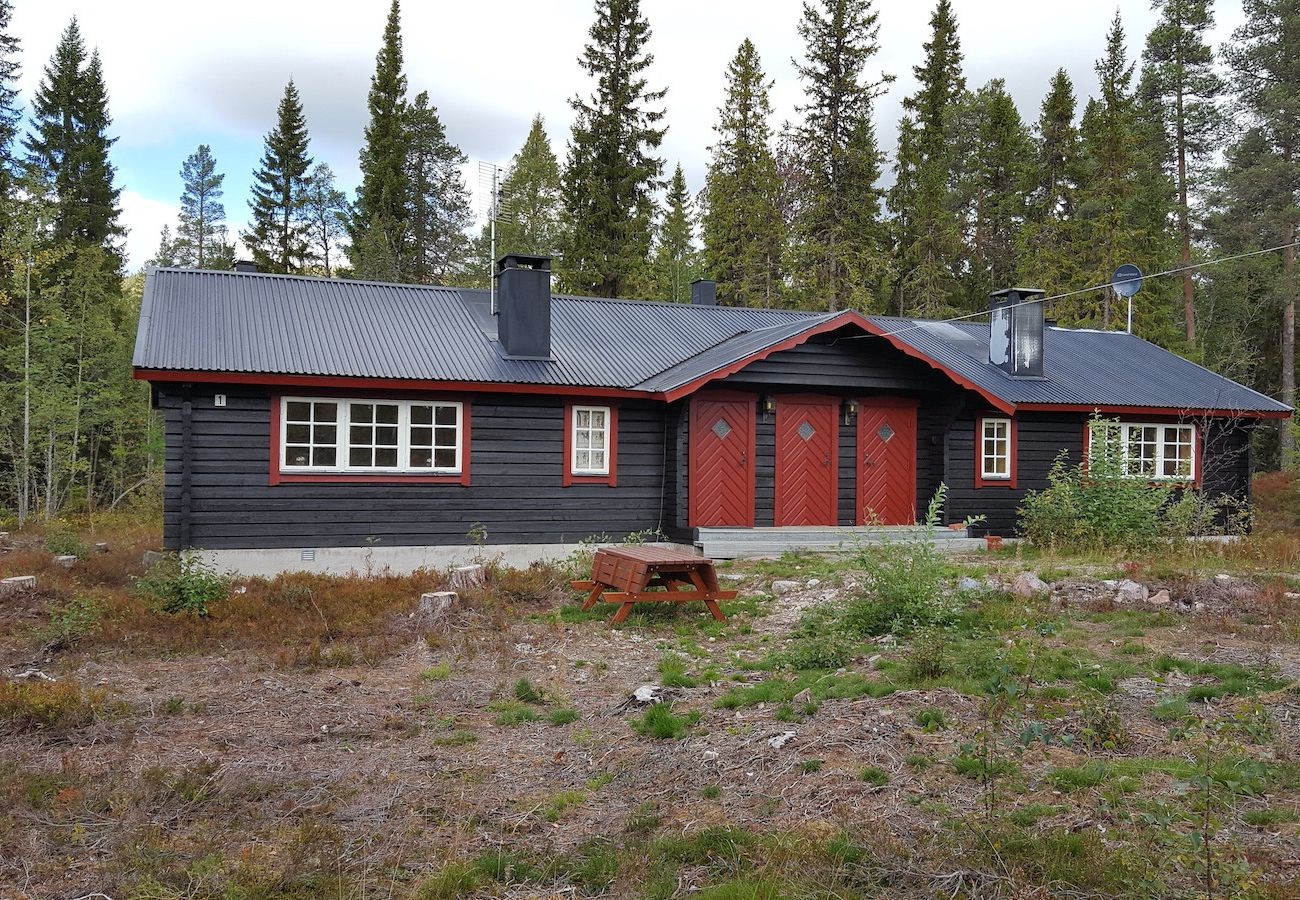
[281,397,463,473]
[571,405,610,475]
[981,417,1012,480]
[1090,421,1196,480]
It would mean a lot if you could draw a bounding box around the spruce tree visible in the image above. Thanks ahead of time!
[561,0,667,297]
[350,0,409,281]
[0,0,20,248]
[649,164,699,301]
[25,20,123,270]
[175,144,229,268]
[790,0,890,312]
[702,39,785,307]
[1142,0,1224,344]
[466,115,564,285]
[300,162,348,277]
[890,0,965,317]
[405,90,471,284]
[243,79,313,274]
[1019,69,1084,298]
[954,80,1033,304]
[148,225,180,267]
[1223,0,1300,463]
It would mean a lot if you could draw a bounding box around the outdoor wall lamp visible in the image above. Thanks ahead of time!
[759,395,776,418]
[842,399,859,425]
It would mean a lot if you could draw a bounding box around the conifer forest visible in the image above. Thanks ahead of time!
[2,0,1300,522]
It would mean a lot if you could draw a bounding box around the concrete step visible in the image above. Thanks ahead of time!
[697,533,985,560]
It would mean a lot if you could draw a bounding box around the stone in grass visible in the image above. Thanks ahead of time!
[768,731,797,749]
[1113,580,1149,604]
[771,580,801,596]
[958,576,982,592]
[1148,589,1172,606]
[142,550,167,567]
[1011,571,1050,598]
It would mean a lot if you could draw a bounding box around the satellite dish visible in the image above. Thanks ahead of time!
[1113,264,1143,298]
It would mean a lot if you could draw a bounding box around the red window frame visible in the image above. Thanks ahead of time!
[974,414,1018,489]
[269,391,472,486]
[563,401,618,487]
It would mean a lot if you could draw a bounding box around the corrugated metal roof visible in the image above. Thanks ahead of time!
[133,267,1289,413]
[871,317,1288,413]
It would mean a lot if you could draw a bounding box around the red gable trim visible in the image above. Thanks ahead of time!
[659,310,1017,414]
[135,369,650,400]
[1016,402,1289,420]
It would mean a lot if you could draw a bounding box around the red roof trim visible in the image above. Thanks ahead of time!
[136,369,649,400]
[1016,402,1289,420]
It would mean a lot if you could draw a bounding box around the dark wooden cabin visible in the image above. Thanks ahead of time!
[132,257,1290,572]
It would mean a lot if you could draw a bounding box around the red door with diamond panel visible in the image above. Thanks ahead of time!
[774,395,838,526]
[689,392,756,527]
[857,397,918,525]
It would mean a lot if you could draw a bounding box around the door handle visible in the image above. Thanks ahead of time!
[823,455,831,466]
[740,451,748,466]
[863,455,874,466]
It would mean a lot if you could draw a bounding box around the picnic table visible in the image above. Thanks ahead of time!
[570,544,737,624]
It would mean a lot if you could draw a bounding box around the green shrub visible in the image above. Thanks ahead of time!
[0,678,114,732]
[37,594,102,647]
[914,708,948,732]
[513,677,544,703]
[1019,417,1173,552]
[633,702,701,739]
[45,530,89,559]
[134,551,230,616]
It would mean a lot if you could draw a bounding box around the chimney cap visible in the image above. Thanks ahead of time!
[233,259,259,273]
[990,286,1045,298]
[496,253,551,274]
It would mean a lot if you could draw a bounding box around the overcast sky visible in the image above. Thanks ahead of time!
[12,0,1246,270]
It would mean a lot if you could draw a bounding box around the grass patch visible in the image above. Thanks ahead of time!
[658,653,699,688]
[0,678,117,733]
[547,707,580,725]
[633,703,702,739]
[418,661,452,681]
[1243,807,1299,827]
[859,765,889,786]
[490,699,540,726]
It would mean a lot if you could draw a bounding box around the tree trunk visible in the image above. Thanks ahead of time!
[1176,83,1195,344]
[1283,235,1297,467]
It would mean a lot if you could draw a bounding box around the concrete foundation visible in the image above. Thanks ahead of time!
[194,542,698,578]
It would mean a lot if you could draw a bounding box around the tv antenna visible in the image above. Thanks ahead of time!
[1113,263,1143,334]
[476,161,513,313]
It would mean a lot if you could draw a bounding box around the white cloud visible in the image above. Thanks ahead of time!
[119,190,177,270]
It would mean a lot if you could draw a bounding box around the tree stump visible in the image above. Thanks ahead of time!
[54,555,77,568]
[449,564,486,591]
[417,591,458,624]
[1,576,37,597]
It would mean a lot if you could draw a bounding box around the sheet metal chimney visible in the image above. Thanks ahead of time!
[233,260,259,273]
[690,278,717,306]
[988,287,1046,377]
[495,253,552,359]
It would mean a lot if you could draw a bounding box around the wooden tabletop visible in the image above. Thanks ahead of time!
[596,544,711,566]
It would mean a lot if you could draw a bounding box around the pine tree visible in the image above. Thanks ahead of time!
[890,0,965,317]
[300,162,348,277]
[25,19,123,270]
[701,39,785,307]
[561,0,667,297]
[465,115,564,285]
[175,145,229,268]
[243,80,313,274]
[954,79,1033,304]
[350,0,409,281]
[649,164,699,301]
[790,0,891,312]
[1142,0,1224,344]
[1223,0,1300,463]
[405,90,471,284]
[0,0,20,254]
[1019,69,1085,298]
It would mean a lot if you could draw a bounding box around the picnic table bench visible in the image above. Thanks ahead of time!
[570,544,737,624]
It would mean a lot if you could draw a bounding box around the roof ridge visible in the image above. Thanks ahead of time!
[149,266,462,294]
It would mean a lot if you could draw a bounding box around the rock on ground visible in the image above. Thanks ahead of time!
[1011,571,1050,598]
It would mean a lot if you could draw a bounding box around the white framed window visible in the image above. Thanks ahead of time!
[980,417,1012,480]
[571,405,610,475]
[280,397,463,474]
[1089,421,1196,481]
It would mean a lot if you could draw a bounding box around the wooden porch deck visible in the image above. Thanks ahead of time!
[694,525,986,559]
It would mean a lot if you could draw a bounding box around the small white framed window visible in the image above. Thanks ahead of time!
[980,417,1012,480]
[571,405,610,475]
[280,397,463,474]
[1089,421,1196,481]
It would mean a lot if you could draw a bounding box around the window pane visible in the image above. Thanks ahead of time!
[313,447,336,467]
[576,450,590,470]
[286,401,311,422]
[577,431,590,449]
[410,449,433,468]
[313,425,336,444]
[434,427,457,447]
[314,402,337,422]
[350,447,371,467]
[591,410,606,429]
[286,424,310,443]
[435,405,458,426]
[376,426,398,446]
[434,448,456,468]
[286,447,311,467]
[351,403,373,423]
[411,427,433,446]
[350,425,369,444]
[376,404,399,424]
[590,450,605,470]
[411,405,432,426]
[375,448,398,467]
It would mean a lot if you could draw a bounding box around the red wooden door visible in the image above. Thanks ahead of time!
[689,392,756,527]
[774,395,838,526]
[857,398,918,525]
